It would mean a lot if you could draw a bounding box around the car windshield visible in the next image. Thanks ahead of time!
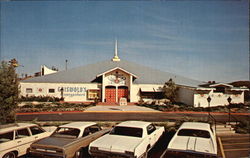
[177,129,210,138]
[52,127,80,139]
[110,126,143,138]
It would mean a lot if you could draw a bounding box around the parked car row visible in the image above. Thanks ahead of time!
[0,121,217,158]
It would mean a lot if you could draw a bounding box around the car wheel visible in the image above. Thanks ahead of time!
[3,152,16,158]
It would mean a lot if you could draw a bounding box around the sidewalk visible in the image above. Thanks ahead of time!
[85,105,160,112]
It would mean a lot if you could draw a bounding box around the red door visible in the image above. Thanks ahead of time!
[105,87,116,103]
[118,86,128,101]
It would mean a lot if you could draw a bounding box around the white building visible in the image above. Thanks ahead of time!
[20,41,248,107]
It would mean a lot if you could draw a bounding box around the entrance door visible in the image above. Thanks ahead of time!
[118,86,128,101]
[105,86,116,103]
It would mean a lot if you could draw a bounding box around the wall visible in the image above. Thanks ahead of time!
[177,87,194,105]
[20,82,99,102]
[102,69,131,102]
[194,91,244,107]
[41,65,57,75]
[130,84,163,102]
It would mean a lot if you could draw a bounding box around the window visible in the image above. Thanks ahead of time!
[49,89,55,93]
[177,129,210,138]
[147,124,156,135]
[140,92,163,99]
[0,131,14,143]
[110,126,143,137]
[88,90,100,100]
[214,87,225,93]
[30,126,45,135]
[83,128,90,137]
[89,125,101,133]
[52,128,80,139]
[16,128,30,139]
[26,88,33,93]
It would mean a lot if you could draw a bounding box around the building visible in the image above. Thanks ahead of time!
[20,41,248,107]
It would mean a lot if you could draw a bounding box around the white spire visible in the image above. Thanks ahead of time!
[112,39,120,62]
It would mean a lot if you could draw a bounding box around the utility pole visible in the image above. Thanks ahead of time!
[65,59,68,71]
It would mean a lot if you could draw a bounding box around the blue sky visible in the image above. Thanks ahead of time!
[0,1,249,83]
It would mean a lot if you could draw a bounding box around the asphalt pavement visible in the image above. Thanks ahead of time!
[16,111,249,123]
[84,105,160,112]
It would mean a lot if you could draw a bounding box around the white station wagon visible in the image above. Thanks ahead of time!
[0,123,51,158]
[162,122,217,158]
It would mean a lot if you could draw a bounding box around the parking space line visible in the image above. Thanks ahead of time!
[218,137,226,158]
[223,142,250,146]
[224,148,250,152]
[221,137,250,141]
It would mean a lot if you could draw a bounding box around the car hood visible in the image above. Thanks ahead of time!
[90,134,143,152]
[31,136,75,149]
[168,136,216,154]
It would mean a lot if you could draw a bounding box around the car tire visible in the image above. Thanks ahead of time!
[3,152,16,158]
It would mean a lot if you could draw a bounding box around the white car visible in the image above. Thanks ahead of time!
[162,122,217,158]
[89,121,165,158]
[0,123,51,158]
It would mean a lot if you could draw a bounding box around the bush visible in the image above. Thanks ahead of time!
[22,103,34,108]
[19,95,61,102]
[234,120,250,134]
[16,102,94,113]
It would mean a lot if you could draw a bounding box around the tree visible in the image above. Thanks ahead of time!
[0,61,19,124]
[162,78,178,103]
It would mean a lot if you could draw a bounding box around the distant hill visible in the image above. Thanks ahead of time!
[230,81,250,88]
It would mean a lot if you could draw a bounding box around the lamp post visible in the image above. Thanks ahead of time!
[60,88,64,101]
[227,96,232,124]
[207,96,212,121]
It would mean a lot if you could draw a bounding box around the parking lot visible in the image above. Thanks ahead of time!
[219,134,250,158]
[20,131,174,158]
[16,130,250,158]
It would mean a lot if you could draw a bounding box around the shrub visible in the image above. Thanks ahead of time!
[234,120,250,134]
[22,103,34,108]
[19,95,60,102]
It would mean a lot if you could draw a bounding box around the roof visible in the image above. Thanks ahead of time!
[59,122,96,130]
[0,123,37,134]
[21,60,203,87]
[179,122,210,131]
[209,83,233,88]
[116,121,151,128]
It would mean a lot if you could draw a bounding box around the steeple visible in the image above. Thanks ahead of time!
[112,39,120,62]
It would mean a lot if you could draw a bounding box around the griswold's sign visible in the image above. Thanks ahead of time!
[58,86,87,97]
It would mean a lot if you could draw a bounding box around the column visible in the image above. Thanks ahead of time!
[129,75,133,102]
[116,86,118,103]
[102,74,105,102]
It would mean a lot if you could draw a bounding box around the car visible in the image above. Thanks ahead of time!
[89,120,165,158]
[161,122,217,158]
[30,122,110,158]
[0,123,51,158]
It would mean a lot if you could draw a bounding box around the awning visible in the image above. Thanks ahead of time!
[87,88,100,91]
[140,87,162,92]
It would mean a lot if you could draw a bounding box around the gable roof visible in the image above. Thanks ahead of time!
[209,83,233,88]
[21,60,203,87]
[96,67,138,78]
